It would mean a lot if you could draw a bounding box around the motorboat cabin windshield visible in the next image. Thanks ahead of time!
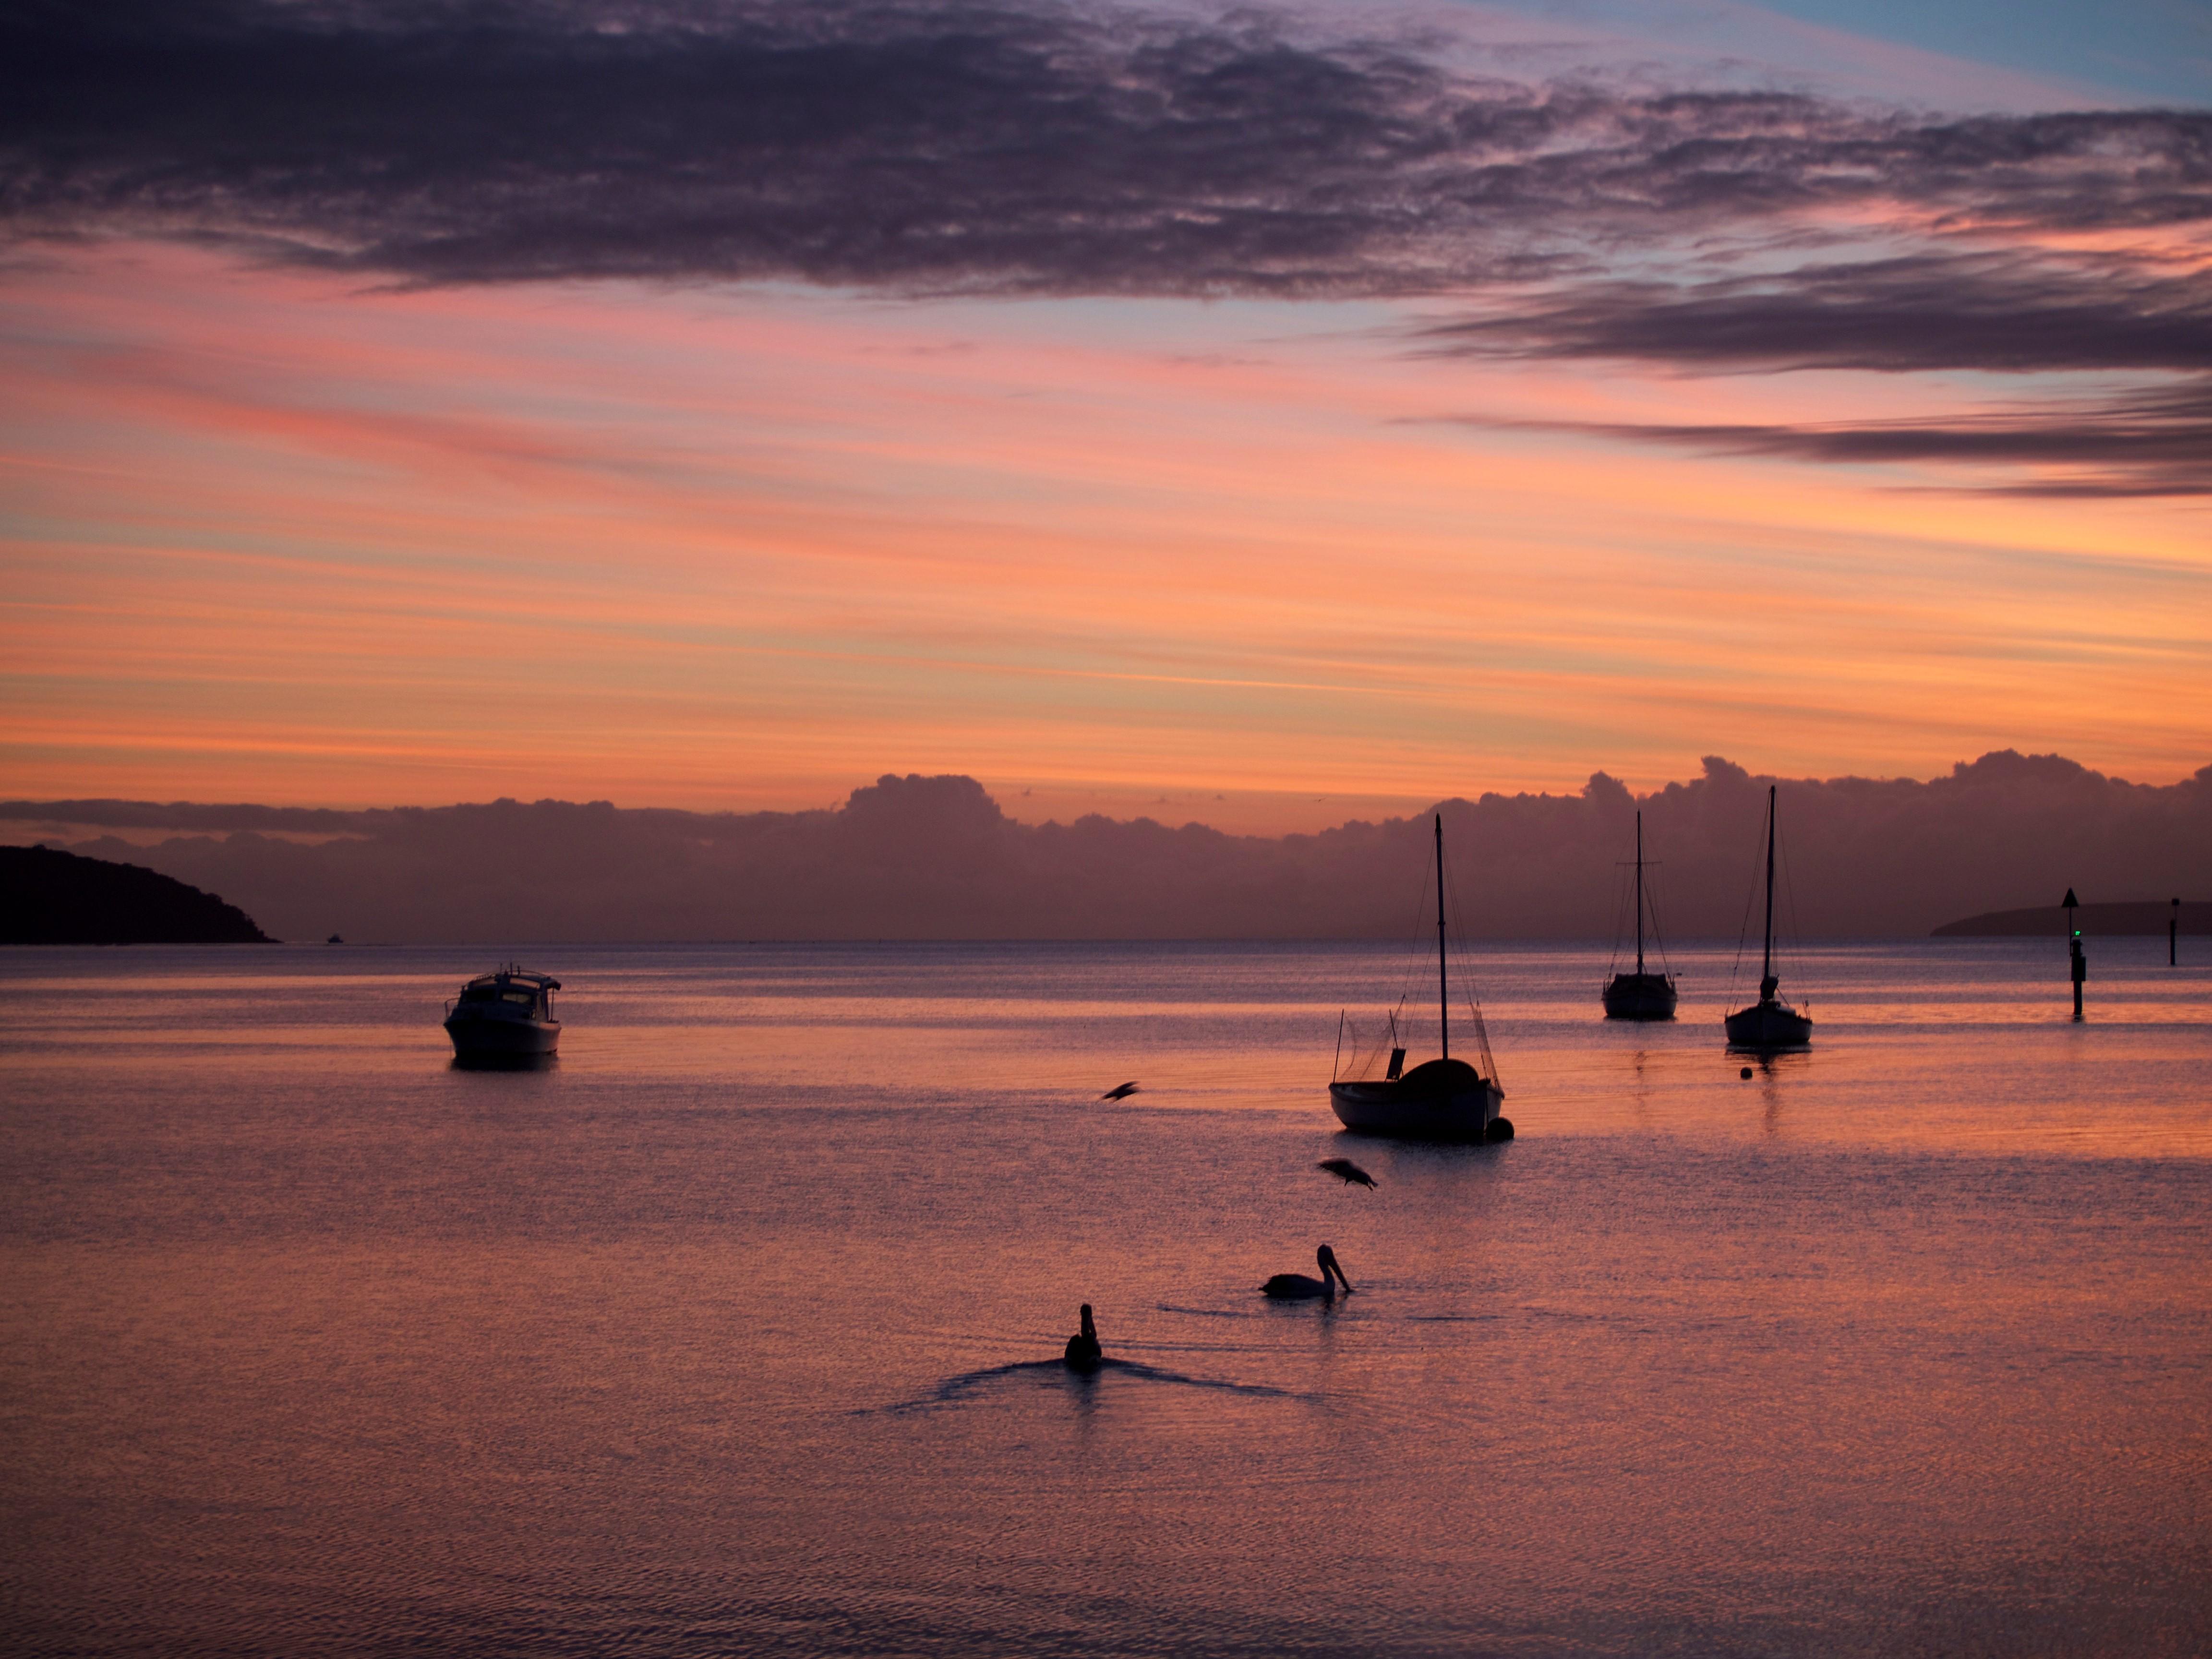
[456,977,552,1017]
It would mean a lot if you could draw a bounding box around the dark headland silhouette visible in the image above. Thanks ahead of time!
[1,750,2203,944]
[1934,901,2209,937]
[0,845,273,944]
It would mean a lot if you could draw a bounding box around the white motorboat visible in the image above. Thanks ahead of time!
[444,964,562,1059]
[1328,814,1511,1143]
[1724,786,1812,1049]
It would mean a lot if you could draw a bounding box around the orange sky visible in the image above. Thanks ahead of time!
[4,241,2205,833]
[5,0,2209,846]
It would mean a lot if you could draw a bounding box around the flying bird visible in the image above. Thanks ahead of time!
[1263,1245,1353,1301]
[1100,1081,1140,1100]
[1316,1156,1377,1190]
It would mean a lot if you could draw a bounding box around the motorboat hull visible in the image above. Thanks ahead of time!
[444,1011,560,1058]
[1330,1058,1504,1142]
[1723,1000,1811,1049]
[1602,973,1678,1020]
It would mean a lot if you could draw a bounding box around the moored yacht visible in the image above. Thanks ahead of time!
[1328,815,1511,1143]
[1724,786,1811,1049]
[444,964,562,1058]
[1602,809,1678,1020]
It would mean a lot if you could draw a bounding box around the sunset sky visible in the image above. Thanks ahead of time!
[3,0,2206,834]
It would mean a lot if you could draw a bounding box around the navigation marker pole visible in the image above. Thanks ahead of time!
[2064,888,2085,1021]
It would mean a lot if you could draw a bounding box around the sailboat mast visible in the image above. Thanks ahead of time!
[1635,810,1646,974]
[1762,784,1776,987]
[1435,813,1450,1062]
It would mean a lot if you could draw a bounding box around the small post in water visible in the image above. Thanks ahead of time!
[2064,887,2085,1020]
[2173,897,2181,967]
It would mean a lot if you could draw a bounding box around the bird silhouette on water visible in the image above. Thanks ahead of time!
[1063,1304,1103,1372]
[1263,1245,1353,1300]
[1316,1156,1377,1190]
[1100,1081,1141,1100]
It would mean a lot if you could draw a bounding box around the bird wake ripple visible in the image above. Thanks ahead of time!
[863,1357,1296,1415]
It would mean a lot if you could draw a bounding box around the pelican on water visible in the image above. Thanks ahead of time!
[1316,1156,1378,1190]
[1262,1245,1353,1300]
[1100,1081,1141,1100]
[1063,1304,1103,1372]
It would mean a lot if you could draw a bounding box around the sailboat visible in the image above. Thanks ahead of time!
[1328,814,1512,1143]
[1601,810,1678,1019]
[1723,785,1812,1048]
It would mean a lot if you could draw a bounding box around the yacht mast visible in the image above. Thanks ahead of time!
[1435,813,1449,1062]
[1635,810,1647,975]
[1761,784,1777,993]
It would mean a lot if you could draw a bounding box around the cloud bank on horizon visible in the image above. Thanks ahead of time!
[5,0,2207,496]
[8,750,2207,942]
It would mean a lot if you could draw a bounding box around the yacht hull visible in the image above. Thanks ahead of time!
[1602,973,1678,1020]
[1329,1059,1504,1142]
[444,1012,561,1058]
[1723,1001,1811,1049]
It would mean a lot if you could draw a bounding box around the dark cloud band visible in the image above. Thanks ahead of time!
[5,0,2208,495]
[3,0,2207,294]
[1424,379,2212,497]
[9,754,2209,940]
[1411,259,2212,496]
[1417,255,2212,375]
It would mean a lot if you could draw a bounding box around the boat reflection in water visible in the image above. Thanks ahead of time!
[444,964,562,1066]
[1328,814,1512,1143]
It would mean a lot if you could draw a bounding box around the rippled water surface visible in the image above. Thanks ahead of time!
[4,938,2209,1656]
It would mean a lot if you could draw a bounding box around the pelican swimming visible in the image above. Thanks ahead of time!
[1063,1303,1103,1372]
[1316,1156,1378,1190]
[1100,1081,1141,1100]
[1262,1245,1353,1300]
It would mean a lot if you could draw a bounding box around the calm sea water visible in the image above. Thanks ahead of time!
[3,938,2208,1657]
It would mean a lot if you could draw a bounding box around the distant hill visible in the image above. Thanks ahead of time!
[0,845,274,944]
[1933,901,2209,938]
